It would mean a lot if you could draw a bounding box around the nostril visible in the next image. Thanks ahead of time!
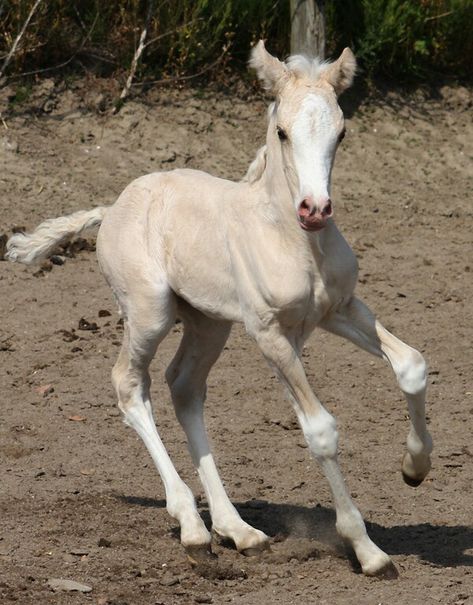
[299,199,314,217]
[322,200,332,217]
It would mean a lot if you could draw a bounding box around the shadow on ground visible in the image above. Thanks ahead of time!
[119,494,473,569]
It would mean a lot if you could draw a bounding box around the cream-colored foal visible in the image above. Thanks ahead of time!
[6,41,432,577]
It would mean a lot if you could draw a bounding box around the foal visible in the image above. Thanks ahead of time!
[6,41,432,577]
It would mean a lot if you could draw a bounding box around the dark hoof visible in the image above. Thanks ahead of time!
[402,470,424,487]
[185,543,216,565]
[374,560,399,580]
[366,560,399,580]
[240,541,271,557]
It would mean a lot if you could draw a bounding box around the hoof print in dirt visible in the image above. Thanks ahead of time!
[192,560,247,581]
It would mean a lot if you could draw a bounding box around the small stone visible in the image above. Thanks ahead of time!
[47,578,92,593]
[70,548,89,556]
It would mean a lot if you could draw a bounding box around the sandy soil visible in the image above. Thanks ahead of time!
[0,79,472,605]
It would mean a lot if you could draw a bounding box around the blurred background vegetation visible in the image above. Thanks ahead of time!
[0,0,471,86]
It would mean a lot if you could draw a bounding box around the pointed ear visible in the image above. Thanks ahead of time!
[321,48,357,96]
[249,40,289,95]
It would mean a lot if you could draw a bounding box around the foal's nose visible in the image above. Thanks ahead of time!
[299,197,333,217]
[297,197,333,231]
[321,199,332,217]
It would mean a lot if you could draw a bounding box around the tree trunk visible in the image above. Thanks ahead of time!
[290,0,325,59]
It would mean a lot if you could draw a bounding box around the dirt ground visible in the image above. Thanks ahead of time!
[0,78,472,605]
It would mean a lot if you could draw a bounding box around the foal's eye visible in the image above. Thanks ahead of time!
[338,128,346,143]
[277,127,288,141]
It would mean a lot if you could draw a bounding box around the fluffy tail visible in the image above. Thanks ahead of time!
[6,206,107,265]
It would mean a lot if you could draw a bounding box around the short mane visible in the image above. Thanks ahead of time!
[285,54,331,81]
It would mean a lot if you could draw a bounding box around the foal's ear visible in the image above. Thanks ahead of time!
[320,48,357,96]
[249,40,289,95]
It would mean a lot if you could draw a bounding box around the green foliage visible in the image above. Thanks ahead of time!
[0,0,289,79]
[0,1,471,82]
[327,0,473,79]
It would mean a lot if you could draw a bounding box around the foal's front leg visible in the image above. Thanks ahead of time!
[320,296,433,486]
[255,325,397,577]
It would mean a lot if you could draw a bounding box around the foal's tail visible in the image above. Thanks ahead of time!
[6,206,107,265]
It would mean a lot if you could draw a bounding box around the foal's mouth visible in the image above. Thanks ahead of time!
[298,216,327,232]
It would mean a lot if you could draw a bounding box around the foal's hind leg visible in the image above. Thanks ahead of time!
[166,307,269,555]
[112,291,211,553]
[321,296,433,485]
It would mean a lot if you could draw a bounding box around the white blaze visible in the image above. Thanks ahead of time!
[290,94,340,210]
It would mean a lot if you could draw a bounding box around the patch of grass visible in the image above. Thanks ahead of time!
[10,84,32,105]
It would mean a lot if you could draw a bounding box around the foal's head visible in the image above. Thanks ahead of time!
[250,41,356,232]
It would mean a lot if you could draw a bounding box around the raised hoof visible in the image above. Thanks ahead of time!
[185,543,216,565]
[240,540,270,557]
[402,470,424,487]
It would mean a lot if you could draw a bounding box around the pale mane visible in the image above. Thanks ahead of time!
[285,54,332,80]
[241,145,267,184]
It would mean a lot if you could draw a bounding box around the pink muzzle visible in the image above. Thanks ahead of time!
[297,198,333,231]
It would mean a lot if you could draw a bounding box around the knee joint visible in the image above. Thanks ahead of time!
[113,368,149,413]
[300,410,338,460]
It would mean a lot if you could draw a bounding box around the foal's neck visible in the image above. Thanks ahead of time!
[262,133,301,229]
